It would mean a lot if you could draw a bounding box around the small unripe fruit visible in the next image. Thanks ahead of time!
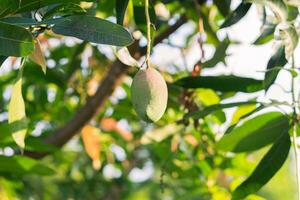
[131,67,168,122]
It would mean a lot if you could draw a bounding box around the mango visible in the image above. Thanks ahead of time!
[131,67,168,122]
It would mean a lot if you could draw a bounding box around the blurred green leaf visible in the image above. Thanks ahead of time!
[0,122,10,142]
[253,25,275,45]
[52,15,133,46]
[0,0,19,18]
[220,2,252,28]
[25,137,58,153]
[287,5,298,20]
[214,0,231,17]
[0,0,94,18]
[175,75,263,93]
[216,112,289,152]
[264,45,287,91]
[0,22,34,57]
[17,0,95,14]
[133,2,156,34]
[116,0,129,25]
[202,40,230,68]
[0,155,55,176]
[230,104,257,125]
[185,101,259,120]
[43,3,86,19]
[0,17,64,26]
[0,56,7,67]
[232,131,290,199]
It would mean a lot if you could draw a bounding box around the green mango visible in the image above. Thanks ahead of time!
[131,67,168,122]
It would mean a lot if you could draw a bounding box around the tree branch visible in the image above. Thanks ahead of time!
[27,16,187,158]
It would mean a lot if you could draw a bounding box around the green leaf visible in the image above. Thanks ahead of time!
[195,89,220,106]
[0,56,7,67]
[175,75,263,93]
[230,104,257,125]
[43,3,86,19]
[253,25,275,45]
[220,2,252,28]
[225,105,265,134]
[264,45,287,91]
[214,0,231,17]
[184,101,259,120]
[216,112,289,152]
[0,0,93,18]
[0,0,19,18]
[17,0,95,14]
[287,5,299,20]
[0,17,64,26]
[0,122,10,142]
[25,137,58,153]
[0,155,55,176]
[0,22,34,57]
[232,132,291,199]
[133,0,156,34]
[52,15,133,46]
[202,39,230,68]
[116,0,129,25]
[8,77,27,149]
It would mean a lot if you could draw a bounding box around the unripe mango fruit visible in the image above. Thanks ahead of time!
[131,67,168,122]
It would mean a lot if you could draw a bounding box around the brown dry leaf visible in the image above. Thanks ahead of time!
[29,39,46,74]
[37,34,49,46]
[81,125,101,170]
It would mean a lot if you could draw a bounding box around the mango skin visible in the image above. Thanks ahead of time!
[131,67,168,122]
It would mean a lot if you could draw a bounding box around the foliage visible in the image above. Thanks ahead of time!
[0,0,299,199]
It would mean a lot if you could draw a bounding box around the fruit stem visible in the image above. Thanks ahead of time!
[145,0,151,68]
[291,54,300,200]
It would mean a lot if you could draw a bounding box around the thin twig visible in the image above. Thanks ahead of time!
[145,0,151,68]
[193,0,205,62]
[291,54,300,200]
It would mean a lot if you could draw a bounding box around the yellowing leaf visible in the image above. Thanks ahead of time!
[195,89,220,106]
[29,39,46,74]
[81,125,101,170]
[231,104,257,125]
[8,78,27,149]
